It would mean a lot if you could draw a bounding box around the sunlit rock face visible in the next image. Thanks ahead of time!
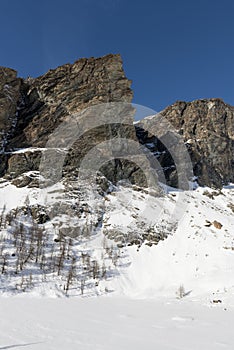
[0,54,141,184]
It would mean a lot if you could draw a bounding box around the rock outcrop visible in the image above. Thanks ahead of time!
[0,67,24,174]
[0,67,22,146]
[0,55,233,188]
[1,54,139,184]
[8,54,133,149]
[136,98,234,188]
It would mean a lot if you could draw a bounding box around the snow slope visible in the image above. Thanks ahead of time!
[102,185,234,302]
[0,175,233,303]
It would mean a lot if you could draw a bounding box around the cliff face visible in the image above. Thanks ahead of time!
[8,54,133,149]
[0,54,137,183]
[0,67,22,141]
[162,99,234,187]
[0,55,233,188]
[136,99,234,188]
[0,67,24,174]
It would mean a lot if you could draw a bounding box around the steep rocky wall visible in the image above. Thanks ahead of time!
[1,54,137,182]
[0,67,22,143]
[137,98,234,188]
[0,67,24,174]
[8,54,133,149]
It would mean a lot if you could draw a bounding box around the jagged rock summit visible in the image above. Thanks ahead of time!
[0,54,233,188]
[0,54,136,184]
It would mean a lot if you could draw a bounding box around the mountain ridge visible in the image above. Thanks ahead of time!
[0,55,233,299]
[1,55,233,188]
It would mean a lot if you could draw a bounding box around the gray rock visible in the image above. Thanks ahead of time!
[136,98,234,188]
[1,54,139,185]
[0,57,233,189]
[0,67,23,175]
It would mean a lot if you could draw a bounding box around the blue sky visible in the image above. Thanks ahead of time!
[0,0,234,112]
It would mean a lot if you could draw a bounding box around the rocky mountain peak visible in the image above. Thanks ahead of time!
[9,53,133,148]
[0,55,233,189]
[0,54,136,183]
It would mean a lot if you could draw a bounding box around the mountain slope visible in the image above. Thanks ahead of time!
[0,55,233,303]
[0,175,233,302]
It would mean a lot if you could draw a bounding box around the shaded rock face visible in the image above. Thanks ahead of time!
[0,67,24,175]
[135,125,178,188]
[0,68,22,142]
[136,99,234,188]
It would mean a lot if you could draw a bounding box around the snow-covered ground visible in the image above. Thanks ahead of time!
[0,177,234,349]
[1,296,234,350]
